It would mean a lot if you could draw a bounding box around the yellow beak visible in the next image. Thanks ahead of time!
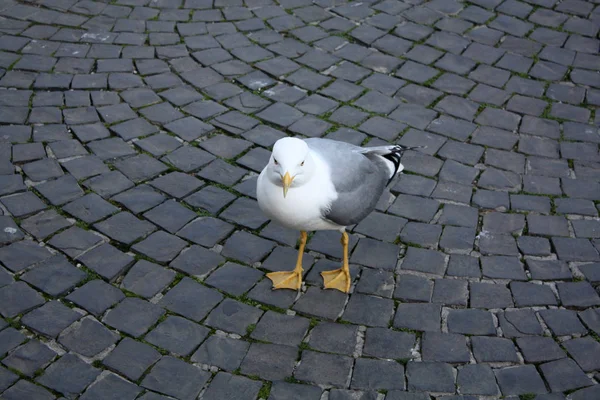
[282,172,293,198]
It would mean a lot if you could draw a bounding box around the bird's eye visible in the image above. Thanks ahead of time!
[274,159,278,165]
[301,161,305,166]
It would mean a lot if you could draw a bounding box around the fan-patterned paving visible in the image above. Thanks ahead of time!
[0,0,599,398]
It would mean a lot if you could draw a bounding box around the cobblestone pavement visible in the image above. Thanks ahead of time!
[0,0,599,397]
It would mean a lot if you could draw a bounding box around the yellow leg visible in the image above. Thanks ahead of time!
[266,231,307,291]
[321,231,351,293]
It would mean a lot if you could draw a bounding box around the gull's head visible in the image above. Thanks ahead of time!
[268,137,314,198]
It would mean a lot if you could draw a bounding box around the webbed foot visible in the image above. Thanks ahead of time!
[267,269,303,291]
[321,267,351,293]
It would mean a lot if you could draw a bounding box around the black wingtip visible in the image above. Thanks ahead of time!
[383,146,427,185]
[382,151,402,186]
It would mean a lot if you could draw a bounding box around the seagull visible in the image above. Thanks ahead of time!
[256,137,412,293]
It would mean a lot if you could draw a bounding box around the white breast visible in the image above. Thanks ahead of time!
[257,155,343,232]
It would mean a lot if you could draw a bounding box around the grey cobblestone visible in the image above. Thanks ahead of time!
[0,0,598,397]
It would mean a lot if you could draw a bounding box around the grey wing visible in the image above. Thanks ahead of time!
[305,138,389,226]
